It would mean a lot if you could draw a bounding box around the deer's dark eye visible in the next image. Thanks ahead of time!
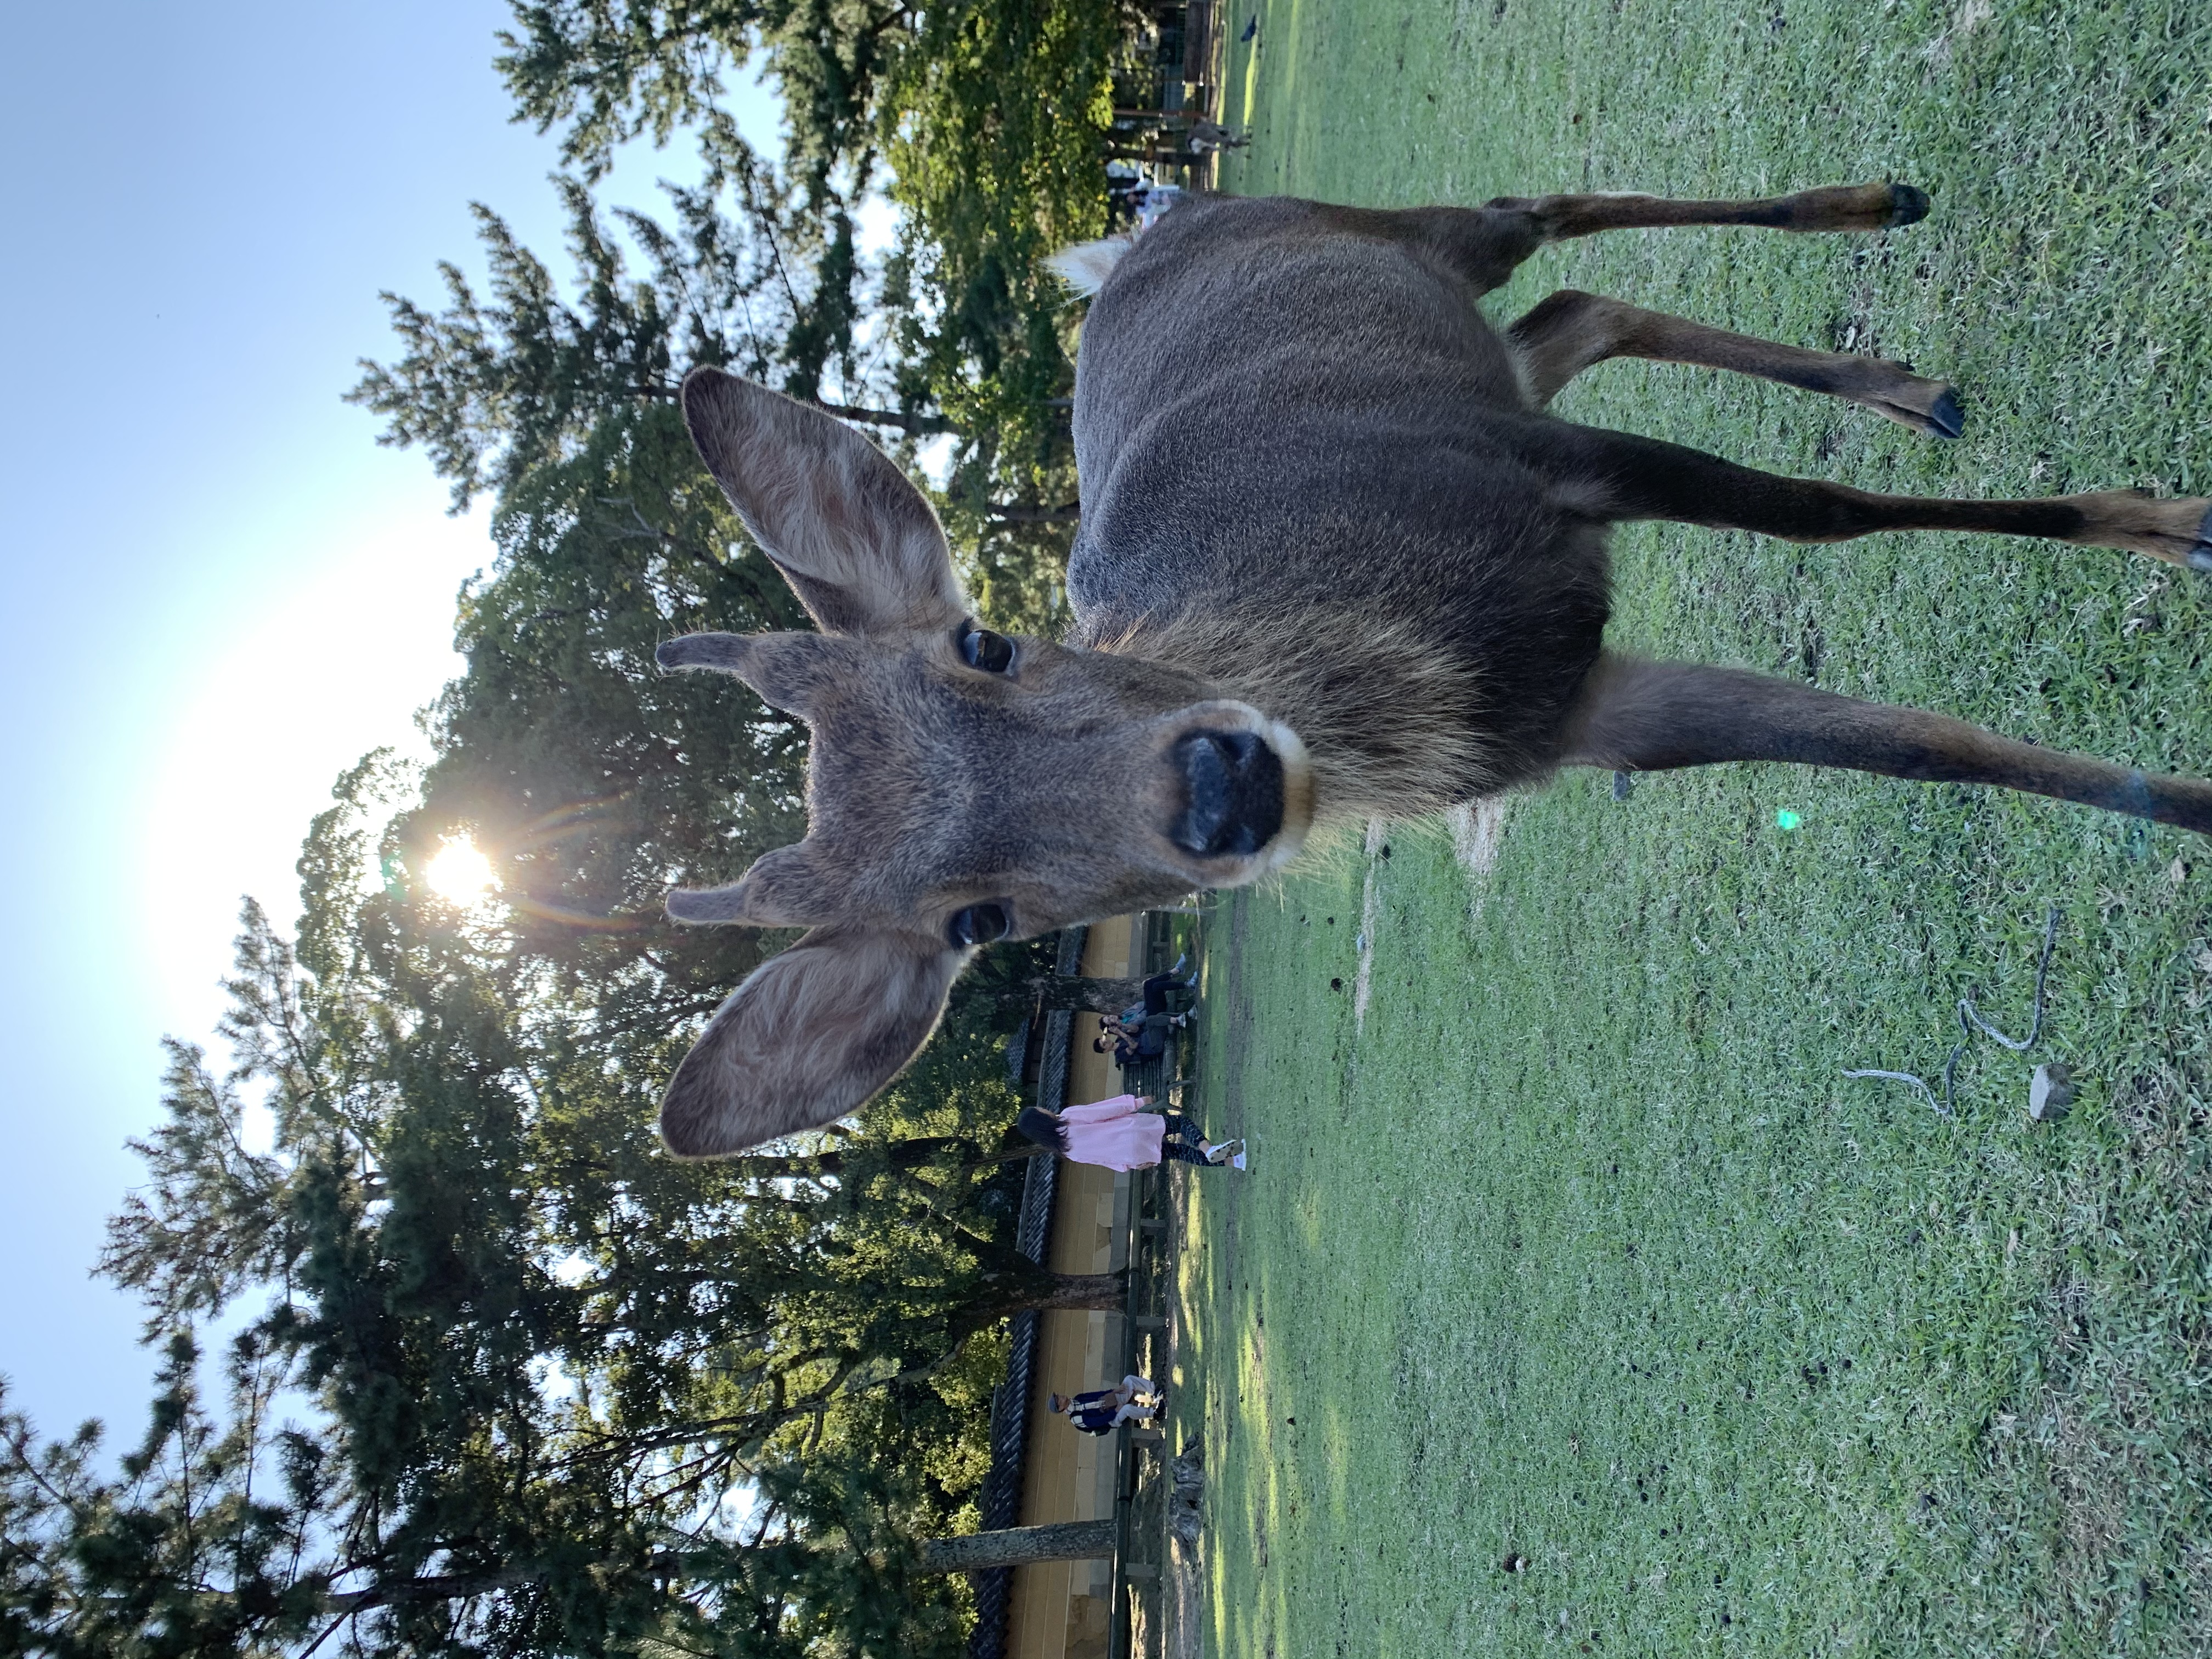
[947,902,1011,947]
[959,624,1015,675]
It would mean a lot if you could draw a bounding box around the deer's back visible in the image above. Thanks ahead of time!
[1065,195,1611,802]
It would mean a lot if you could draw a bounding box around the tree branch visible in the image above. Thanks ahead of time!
[320,1563,538,1616]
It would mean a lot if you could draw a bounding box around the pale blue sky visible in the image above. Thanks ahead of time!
[0,1,775,1447]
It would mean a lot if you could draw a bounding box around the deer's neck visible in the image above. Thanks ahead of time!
[1098,601,1509,825]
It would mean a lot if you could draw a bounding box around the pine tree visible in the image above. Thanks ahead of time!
[8,866,1108,1651]
[488,0,1133,623]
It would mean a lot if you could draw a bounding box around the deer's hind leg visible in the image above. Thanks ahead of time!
[1331,182,1929,300]
[1506,289,1964,439]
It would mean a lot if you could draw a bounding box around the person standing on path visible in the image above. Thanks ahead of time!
[1015,1096,1245,1170]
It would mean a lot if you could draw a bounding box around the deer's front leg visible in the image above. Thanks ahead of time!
[1515,420,2212,572]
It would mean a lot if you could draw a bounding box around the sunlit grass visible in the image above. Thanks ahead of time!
[1181,1,2212,1653]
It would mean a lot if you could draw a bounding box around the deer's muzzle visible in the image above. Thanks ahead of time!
[1170,728,1286,857]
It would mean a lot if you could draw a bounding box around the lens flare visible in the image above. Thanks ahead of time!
[425,838,498,902]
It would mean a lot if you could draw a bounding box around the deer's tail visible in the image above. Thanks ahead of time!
[1045,235,1137,297]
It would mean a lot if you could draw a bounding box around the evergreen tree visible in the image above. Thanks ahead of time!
[0,10,1196,1641]
[346,145,1127,1062]
[346,142,928,517]
[877,0,1123,611]
[490,0,1140,625]
[7,845,1110,1651]
[3,1350,974,1657]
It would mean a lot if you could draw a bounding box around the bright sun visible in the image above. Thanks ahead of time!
[425,838,498,902]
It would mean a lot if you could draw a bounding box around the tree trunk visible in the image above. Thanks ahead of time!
[631,382,955,435]
[943,1264,1126,1342]
[713,1137,1050,1183]
[917,1519,1116,1574]
[322,1565,537,1615]
[317,1522,1119,1612]
[964,1269,1125,1319]
[805,398,956,435]
[1017,1272,1125,1311]
[1023,973,1148,1014]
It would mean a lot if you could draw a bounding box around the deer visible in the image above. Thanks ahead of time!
[652,183,2212,1158]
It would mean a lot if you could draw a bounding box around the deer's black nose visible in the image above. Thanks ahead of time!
[1170,729,1285,857]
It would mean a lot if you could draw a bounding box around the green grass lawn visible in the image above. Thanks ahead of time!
[1175,2,2212,1653]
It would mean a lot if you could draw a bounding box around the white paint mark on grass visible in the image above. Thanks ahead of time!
[1353,819,1386,1033]
[1926,0,1993,71]
[1443,797,1513,917]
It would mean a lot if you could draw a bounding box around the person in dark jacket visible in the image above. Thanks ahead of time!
[1123,967,1198,1023]
[1049,1375,1161,1435]
[1093,1015,1181,1066]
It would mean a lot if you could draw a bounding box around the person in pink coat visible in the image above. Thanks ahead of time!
[1016,1096,1245,1170]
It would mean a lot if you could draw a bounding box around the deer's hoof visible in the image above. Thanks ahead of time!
[1882,384,1964,440]
[2191,504,2212,574]
[1886,183,1932,227]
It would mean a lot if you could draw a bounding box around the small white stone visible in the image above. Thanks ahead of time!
[2028,1063,2076,1122]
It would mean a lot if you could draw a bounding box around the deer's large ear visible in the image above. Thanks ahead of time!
[681,368,967,638]
[659,926,969,1157]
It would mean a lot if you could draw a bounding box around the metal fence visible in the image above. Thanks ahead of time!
[1105,906,1203,1659]
[966,906,1204,1659]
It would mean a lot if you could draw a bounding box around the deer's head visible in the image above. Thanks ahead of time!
[655,370,1311,1155]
